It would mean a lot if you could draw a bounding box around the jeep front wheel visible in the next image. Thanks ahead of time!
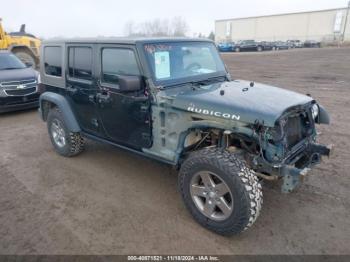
[179,148,262,235]
[47,108,84,157]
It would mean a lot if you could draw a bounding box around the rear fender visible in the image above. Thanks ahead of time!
[39,92,81,132]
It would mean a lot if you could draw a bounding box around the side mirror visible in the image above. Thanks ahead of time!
[25,62,33,68]
[118,75,142,92]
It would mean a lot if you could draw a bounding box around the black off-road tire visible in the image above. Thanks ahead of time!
[47,107,84,157]
[179,147,263,235]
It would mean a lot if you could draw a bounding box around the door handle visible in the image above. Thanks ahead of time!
[88,94,96,103]
[67,85,78,95]
[96,92,111,104]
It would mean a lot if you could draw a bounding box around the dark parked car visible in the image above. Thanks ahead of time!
[234,40,264,52]
[0,51,39,113]
[39,38,331,236]
[272,41,291,50]
[217,42,235,52]
[304,40,321,48]
[258,41,274,51]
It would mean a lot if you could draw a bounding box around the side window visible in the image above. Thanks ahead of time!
[44,46,62,77]
[68,47,92,80]
[101,48,140,85]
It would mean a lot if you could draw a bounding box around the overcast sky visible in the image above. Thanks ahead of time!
[1,0,349,38]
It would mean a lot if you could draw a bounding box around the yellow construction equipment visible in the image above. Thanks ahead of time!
[0,18,41,68]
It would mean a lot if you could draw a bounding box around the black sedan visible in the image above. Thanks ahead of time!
[0,51,40,113]
[234,40,264,52]
[304,40,321,48]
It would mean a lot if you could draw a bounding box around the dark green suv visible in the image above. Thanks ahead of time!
[38,38,332,235]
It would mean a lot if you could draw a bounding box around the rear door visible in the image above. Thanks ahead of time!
[65,44,101,135]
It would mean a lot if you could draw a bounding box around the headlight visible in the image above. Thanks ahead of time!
[311,104,319,119]
[0,88,6,97]
[37,73,41,84]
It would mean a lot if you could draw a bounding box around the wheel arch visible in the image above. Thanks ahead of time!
[9,45,39,65]
[176,126,236,164]
[39,92,81,132]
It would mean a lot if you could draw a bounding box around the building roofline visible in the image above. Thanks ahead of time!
[215,7,348,22]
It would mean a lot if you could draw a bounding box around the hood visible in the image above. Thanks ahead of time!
[0,68,37,83]
[166,80,313,127]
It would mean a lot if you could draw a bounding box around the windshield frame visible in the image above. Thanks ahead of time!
[139,41,228,88]
[0,52,27,70]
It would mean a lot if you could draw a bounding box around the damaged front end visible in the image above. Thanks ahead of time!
[249,102,332,193]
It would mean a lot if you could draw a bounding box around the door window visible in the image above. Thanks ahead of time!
[101,48,140,85]
[44,46,62,77]
[68,47,92,80]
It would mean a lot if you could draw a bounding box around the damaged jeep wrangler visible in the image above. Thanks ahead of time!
[38,38,332,235]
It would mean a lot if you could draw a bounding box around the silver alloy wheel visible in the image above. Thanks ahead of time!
[190,171,233,221]
[51,119,66,148]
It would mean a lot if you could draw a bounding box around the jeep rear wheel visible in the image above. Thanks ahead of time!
[179,148,262,235]
[47,108,84,157]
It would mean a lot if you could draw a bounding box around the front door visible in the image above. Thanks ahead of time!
[66,44,100,135]
[95,45,152,150]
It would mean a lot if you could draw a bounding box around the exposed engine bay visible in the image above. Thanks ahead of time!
[182,103,332,192]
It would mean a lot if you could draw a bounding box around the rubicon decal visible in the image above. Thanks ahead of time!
[187,106,240,120]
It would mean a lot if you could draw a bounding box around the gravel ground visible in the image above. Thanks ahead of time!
[0,47,349,255]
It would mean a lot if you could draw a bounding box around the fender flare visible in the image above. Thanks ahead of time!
[39,92,81,132]
[317,104,330,125]
[9,44,36,56]
[8,45,39,63]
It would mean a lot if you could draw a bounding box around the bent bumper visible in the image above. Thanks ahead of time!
[281,143,333,193]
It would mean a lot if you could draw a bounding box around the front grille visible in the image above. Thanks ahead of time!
[5,87,36,96]
[284,114,310,149]
[0,79,36,87]
[1,79,37,96]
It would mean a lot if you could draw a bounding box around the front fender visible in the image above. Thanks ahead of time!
[39,92,81,132]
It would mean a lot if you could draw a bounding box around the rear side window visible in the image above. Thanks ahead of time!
[68,47,93,80]
[44,46,62,77]
[101,48,140,85]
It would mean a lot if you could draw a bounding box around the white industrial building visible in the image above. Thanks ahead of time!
[215,7,350,43]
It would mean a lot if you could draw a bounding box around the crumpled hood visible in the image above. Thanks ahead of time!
[0,68,37,83]
[165,80,314,127]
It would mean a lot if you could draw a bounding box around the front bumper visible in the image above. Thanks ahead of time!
[0,94,39,113]
[280,143,333,193]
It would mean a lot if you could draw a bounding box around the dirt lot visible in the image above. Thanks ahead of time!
[0,47,349,255]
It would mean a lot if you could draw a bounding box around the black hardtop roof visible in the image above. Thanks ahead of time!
[42,37,213,45]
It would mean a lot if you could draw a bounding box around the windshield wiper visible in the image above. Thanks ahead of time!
[195,76,227,86]
[161,76,227,90]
